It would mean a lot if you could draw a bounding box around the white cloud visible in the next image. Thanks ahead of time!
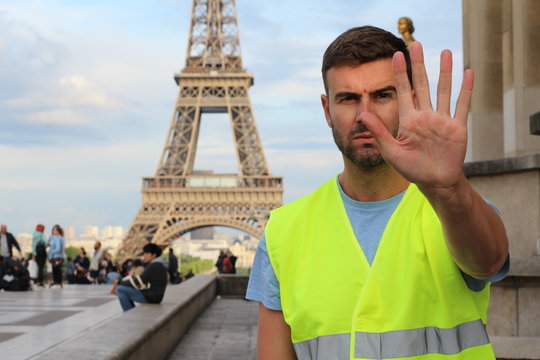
[3,74,123,110]
[24,108,88,126]
[60,75,90,90]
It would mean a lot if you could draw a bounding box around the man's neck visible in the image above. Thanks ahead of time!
[339,159,409,202]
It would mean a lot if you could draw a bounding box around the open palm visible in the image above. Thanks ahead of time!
[361,42,473,189]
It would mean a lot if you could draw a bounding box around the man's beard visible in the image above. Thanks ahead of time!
[332,123,385,168]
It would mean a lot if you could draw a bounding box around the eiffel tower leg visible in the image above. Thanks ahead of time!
[118,211,161,259]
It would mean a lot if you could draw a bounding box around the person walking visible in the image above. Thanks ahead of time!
[0,224,22,259]
[32,224,48,287]
[168,248,178,283]
[215,250,226,273]
[89,240,104,283]
[48,224,65,287]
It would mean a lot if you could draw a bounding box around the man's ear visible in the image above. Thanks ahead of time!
[321,94,333,128]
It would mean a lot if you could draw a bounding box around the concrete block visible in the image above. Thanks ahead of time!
[518,286,540,337]
[492,335,540,359]
[488,285,518,336]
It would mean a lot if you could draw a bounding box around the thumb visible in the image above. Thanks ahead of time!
[359,111,398,157]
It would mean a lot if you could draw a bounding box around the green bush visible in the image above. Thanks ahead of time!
[236,268,251,275]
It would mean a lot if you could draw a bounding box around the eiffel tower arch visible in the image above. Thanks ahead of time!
[119,0,283,257]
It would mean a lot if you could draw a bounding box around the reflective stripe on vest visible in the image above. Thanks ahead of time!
[294,319,489,360]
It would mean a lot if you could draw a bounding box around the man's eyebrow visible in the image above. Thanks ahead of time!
[334,91,359,99]
[370,86,397,95]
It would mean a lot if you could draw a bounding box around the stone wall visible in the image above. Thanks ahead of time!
[465,154,540,359]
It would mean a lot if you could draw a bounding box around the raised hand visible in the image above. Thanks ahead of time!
[360,42,474,191]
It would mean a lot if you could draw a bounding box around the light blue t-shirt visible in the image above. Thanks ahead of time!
[246,179,509,310]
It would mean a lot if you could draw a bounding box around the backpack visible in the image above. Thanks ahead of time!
[36,242,46,256]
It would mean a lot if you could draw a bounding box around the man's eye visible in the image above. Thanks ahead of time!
[339,96,355,103]
[375,92,391,99]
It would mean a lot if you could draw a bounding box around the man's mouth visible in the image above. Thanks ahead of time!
[352,132,373,139]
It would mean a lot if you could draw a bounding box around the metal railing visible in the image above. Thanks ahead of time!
[143,175,282,189]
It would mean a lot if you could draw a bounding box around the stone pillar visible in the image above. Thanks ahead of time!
[462,0,504,161]
[502,0,540,157]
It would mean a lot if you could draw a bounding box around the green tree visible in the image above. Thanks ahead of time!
[180,254,213,274]
[65,246,79,259]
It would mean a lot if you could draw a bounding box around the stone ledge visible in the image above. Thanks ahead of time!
[492,336,540,360]
[37,275,217,360]
[508,257,540,277]
[216,274,249,298]
[464,154,540,177]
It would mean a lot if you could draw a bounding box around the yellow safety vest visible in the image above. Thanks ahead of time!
[265,177,494,360]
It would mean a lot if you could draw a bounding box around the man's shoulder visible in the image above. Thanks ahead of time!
[147,260,168,273]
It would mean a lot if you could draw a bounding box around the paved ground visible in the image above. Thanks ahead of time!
[0,284,122,360]
[0,284,258,360]
[168,297,258,360]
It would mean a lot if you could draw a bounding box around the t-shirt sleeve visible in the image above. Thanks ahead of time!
[245,234,282,310]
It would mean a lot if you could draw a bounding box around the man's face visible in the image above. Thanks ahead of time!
[0,225,6,234]
[143,252,157,264]
[95,242,101,250]
[321,59,400,169]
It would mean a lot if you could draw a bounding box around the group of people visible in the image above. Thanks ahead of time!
[0,223,65,290]
[1,222,190,314]
[215,249,237,274]
[66,240,117,285]
[0,223,182,291]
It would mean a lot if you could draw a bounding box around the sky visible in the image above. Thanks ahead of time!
[0,0,464,236]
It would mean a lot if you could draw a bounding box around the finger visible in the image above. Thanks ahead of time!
[392,51,415,116]
[359,111,399,161]
[436,50,452,116]
[454,69,474,125]
[409,42,433,110]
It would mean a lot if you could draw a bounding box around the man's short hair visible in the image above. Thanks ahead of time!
[321,26,412,93]
[143,243,162,257]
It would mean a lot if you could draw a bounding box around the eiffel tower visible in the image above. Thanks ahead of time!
[119,0,283,258]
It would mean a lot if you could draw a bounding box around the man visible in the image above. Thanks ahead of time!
[246,26,509,359]
[169,247,180,284]
[89,240,104,283]
[0,225,21,259]
[113,243,168,312]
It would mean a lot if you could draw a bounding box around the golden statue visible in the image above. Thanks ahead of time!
[398,17,416,48]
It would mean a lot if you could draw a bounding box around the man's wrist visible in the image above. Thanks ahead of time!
[417,173,473,217]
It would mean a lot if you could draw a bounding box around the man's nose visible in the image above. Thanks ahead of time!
[355,99,373,120]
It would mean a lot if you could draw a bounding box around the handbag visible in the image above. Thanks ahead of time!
[28,260,38,278]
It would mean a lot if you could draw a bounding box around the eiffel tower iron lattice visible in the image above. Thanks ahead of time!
[119,0,283,258]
